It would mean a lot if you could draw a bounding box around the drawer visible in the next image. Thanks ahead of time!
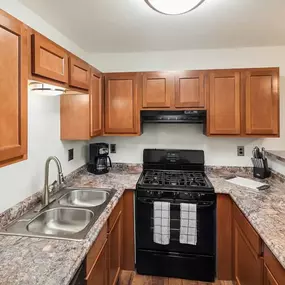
[264,245,285,284]
[233,202,262,255]
[108,198,123,232]
[86,223,107,276]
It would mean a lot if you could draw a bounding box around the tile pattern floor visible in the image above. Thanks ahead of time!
[119,271,235,285]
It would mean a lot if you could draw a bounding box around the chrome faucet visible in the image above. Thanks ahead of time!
[42,156,65,207]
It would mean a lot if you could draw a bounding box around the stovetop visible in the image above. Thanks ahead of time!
[137,169,214,192]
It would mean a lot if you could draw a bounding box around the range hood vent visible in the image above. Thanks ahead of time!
[141,110,206,124]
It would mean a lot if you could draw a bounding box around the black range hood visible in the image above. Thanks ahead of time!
[141,110,206,124]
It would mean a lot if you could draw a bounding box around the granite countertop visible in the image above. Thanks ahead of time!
[0,167,141,285]
[265,150,285,163]
[1,166,285,284]
[207,168,285,269]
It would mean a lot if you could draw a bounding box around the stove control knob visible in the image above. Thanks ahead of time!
[157,191,163,197]
[174,192,180,198]
[147,190,154,196]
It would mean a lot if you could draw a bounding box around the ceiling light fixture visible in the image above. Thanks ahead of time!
[145,0,205,15]
[29,82,66,96]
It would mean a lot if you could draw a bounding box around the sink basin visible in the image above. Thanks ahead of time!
[27,208,93,236]
[58,189,109,207]
[0,188,116,241]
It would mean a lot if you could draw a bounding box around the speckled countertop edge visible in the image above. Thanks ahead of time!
[265,150,285,164]
[1,164,285,285]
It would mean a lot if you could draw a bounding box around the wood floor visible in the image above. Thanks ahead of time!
[119,271,234,285]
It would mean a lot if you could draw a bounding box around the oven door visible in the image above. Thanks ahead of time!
[136,196,216,255]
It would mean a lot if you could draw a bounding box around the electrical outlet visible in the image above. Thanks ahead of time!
[110,144,116,153]
[237,146,245,156]
[68,148,74,161]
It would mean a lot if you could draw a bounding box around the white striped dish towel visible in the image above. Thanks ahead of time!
[180,203,197,245]
[153,201,170,245]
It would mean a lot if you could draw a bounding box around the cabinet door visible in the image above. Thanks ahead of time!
[108,212,122,285]
[264,266,279,285]
[0,11,28,167]
[217,195,233,280]
[245,69,279,135]
[87,240,108,285]
[142,72,174,108]
[69,56,90,90]
[208,71,241,135]
[31,33,69,83]
[90,70,103,137]
[234,221,263,285]
[175,71,205,108]
[104,73,139,135]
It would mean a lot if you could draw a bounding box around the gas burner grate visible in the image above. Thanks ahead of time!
[142,170,210,188]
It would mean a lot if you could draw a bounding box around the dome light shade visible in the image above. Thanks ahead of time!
[145,0,205,15]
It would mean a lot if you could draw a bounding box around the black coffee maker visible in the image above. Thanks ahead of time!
[88,143,112,175]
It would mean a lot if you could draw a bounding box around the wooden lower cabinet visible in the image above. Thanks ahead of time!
[86,240,108,285]
[264,265,279,285]
[217,195,285,285]
[108,211,122,285]
[234,220,263,285]
[217,195,233,280]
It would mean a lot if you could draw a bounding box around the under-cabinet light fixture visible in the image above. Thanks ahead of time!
[29,82,66,96]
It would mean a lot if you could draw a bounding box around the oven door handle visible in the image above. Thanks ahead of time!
[137,198,215,208]
[137,198,156,204]
[197,201,215,209]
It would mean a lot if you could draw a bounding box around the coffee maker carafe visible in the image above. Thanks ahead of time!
[88,143,112,175]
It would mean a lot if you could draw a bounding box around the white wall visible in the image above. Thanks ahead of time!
[92,124,263,166]
[0,1,88,213]
[87,46,285,73]
[88,46,285,169]
[0,0,88,61]
[0,90,88,213]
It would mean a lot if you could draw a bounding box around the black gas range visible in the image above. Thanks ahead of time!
[135,149,216,282]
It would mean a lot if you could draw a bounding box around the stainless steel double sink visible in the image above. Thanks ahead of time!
[0,187,116,241]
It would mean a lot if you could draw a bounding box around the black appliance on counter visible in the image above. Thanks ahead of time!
[135,149,216,282]
[87,143,112,175]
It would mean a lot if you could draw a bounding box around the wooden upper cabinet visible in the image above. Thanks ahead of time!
[208,71,241,135]
[245,68,279,136]
[0,10,28,167]
[90,70,103,137]
[104,73,139,135]
[142,72,174,108]
[31,33,68,83]
[175,71,205,108]
[69,55,90,90]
